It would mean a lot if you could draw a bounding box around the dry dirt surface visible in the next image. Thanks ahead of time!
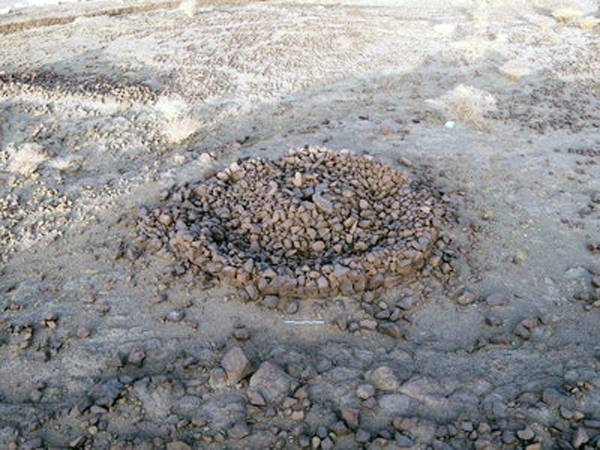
[1,0,600,449]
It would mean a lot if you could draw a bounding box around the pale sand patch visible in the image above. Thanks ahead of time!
[4,142,49,177]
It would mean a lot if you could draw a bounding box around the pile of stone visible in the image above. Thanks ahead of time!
[136,147,451,299]
[0,70,157,103]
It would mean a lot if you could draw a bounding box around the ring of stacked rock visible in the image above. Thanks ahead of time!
[136,147,447,299]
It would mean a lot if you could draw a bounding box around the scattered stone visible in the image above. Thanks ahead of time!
[396,296,416,310]
[311,436,321,449]
[249,362,296,403]
[513,250,527,264]
[485,292,510,306]
[513,322,531,339]
[127,346,146,367]
[285,300,299,314]
[359,319,378,330]
[209,367,228,390]
[291,410,305,421]
[321,437,334,449]
[572,427,589,448]
[379,322,403,338]
[221,346,252,384]
[90,379,123,408]
[43,313,58,329]
[22,438,44,450]
[355,429,371,443]
[228,421,250,440]
[395,433,414,448]
[362,397,378,409]
[340,408,360,429]
[356,383,375,400]
[232,326,250,340]
[247,389,266,406]
[261,295,279,309]
[76,327,91,338]
[525,444,541,450]
[367,366,399,391]
[298,435,310,447]
[517,426,535,440]
[461,421,474,432]
[475,438,491,449]
[502,430,517,444]
[29,389,43,403]
[166,441,191,450]
[457,290,476,305]
[331,420,350,436]
[166,309,185,322]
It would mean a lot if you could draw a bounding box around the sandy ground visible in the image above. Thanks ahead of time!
[0,0,600,448]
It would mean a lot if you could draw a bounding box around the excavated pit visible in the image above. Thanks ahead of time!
[136,147,452,299]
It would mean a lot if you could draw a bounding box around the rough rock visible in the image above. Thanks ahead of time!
[367,366,399,391]
[249,362,296,403]
[221,346,252,384]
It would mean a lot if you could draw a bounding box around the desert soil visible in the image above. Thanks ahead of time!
[1,0,600,449]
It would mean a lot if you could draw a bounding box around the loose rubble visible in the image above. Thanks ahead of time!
[136,147,453,300]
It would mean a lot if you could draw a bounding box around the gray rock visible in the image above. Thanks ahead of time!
[340,408,359,428]
[247,389,266,406]
[355,429,371,443]
[356,383,375,400]
[199,394,246,430]
[367,366,399,391]
[285,300,299,314]
[379,323,403,338]
[572,427,589,448]
[166,442,191,450]
[261,295,279,309]
[228,421,250,440]
[22,438,43,450]
[378,394,412,415]
[395,432,414,448]
[485,292,510,306]
[542,387,574,409]
[90,379,123,407]
[457,290,476,305]
[166,309,185,322]
[516,426,534,440]
[232,326,250,340]
[178,395,201,414]
[298,435,310,447]
[396,296,416,310]
[249,362,296,403]
[209,367,228,390]
[221,346,252,384]
[127,346,146,367]
[502,430,516,444]
[321,437,334,450]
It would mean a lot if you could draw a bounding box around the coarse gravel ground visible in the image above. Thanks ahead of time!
[0,0,600,448]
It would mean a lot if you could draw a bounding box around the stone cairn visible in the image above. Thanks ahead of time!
[136,147,452,300]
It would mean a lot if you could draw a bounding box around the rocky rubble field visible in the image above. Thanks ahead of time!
[0,0,600,449]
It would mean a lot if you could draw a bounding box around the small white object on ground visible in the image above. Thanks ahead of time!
[444,121,456,129]
[283,320,328,325]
